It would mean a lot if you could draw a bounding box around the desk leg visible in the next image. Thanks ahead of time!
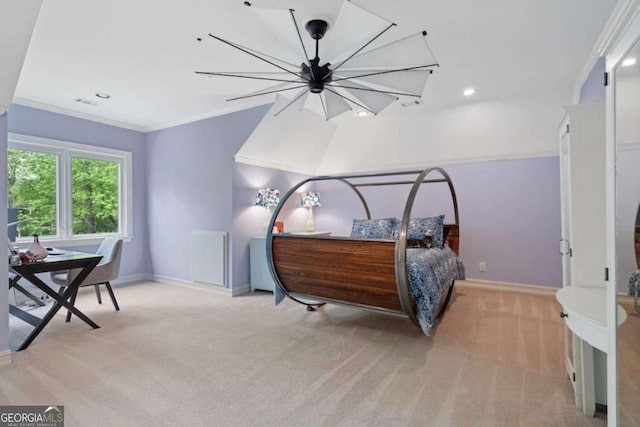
[580,339,596,416]
[16,260,101,351]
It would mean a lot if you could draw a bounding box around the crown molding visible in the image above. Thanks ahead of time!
[12,97,146,132]
[572,0,640,103]
[12,97,272,133]
[144,100,273,132]
[315,150,560,176]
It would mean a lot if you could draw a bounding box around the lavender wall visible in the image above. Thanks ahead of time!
[7,105,149,278]
[146,105,270,285]
[1,113,9,352]
[580,57,606,103]
[231,162,310,289]
[315,157,562,287]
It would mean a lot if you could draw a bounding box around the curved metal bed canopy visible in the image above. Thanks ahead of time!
[265,167,460,324]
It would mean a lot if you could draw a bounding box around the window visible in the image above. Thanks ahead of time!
[8,133,132,245]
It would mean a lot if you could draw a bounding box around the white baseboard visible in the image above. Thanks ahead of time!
[147,274,233,296]
[112,273,148,286]
[0,350,12,367]
[457,279,559,296]
[232,284,251,297]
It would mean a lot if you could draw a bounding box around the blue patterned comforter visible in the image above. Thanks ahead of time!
[406,246,465,335]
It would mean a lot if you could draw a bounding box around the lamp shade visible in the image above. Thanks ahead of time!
[301,191,321,208]
[255,187,280,207]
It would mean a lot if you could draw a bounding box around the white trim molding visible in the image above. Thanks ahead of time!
[12,98,146,132]
[572,0,640,104]
[231,284,251,297]
[456,279,558,297]
[8,132,133,246]
[0,350,12,367]
[13,97,274,134]
[147,274,233,295]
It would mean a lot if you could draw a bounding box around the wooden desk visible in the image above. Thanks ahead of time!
[9,252,102,351]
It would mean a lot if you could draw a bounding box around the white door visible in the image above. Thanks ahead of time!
[560,122,572,288]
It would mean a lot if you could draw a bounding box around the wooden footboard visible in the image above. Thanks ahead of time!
[271,224,460,315]
[272,236,403,312]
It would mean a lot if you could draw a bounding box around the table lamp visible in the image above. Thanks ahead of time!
[255,187,280,232]
[301,191,321,232]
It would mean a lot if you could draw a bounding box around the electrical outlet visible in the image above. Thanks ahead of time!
[479,262,486,272]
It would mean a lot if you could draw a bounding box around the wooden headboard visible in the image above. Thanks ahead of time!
[444,224,459,255]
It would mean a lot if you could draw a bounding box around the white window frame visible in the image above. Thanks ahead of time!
[8,133,133,247]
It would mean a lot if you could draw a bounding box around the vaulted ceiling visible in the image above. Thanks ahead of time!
[3,0,616,171]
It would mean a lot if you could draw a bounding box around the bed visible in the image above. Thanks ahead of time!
[265,167,465,335]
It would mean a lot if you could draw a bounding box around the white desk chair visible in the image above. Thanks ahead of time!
[51,237,123,321]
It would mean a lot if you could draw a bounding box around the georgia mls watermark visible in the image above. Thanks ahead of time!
[0,406,64,427]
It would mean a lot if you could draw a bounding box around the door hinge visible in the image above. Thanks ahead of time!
[569,248,573,257]
[604,72,609,87]
[573,372,576,382]
[605,267,609,281]
[566,124,570,134]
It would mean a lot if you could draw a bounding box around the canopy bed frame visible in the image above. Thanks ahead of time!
[265,167,460,330]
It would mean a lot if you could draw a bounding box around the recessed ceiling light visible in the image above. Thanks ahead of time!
[95,92,111,99]
[356,111,369,117]
[463,88,476,96]
[622,57,637,67]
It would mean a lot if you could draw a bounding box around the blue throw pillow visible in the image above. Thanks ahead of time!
[396,215,445,248]
[350,218,399,239]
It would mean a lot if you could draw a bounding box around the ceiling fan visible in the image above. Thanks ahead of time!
[195,0,439,120]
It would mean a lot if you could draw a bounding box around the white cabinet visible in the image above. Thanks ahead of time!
[557,103,612,416]
[556,287,627,415]
[559,102,606,289]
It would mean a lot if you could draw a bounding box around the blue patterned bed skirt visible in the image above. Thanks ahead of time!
[407,246,465,335]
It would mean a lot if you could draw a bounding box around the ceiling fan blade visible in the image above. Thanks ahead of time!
[208,33,307,81]
[318,93,329,121]
[323,0,394,65]
[195,71,301,84]
[336,32,438,71]
[245,4,308,66]
[227,83,307,102]
[329,81,397,114]
[222,42,301,70]
[274,88,310,116]
[323,89,352,119]
[289,9,312,71]
[205,71,297,76]
[334,69,432,95]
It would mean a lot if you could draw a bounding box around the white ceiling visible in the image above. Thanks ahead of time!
[13,0,616,132]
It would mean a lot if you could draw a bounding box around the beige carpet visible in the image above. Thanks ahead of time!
[0,281,612,426]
